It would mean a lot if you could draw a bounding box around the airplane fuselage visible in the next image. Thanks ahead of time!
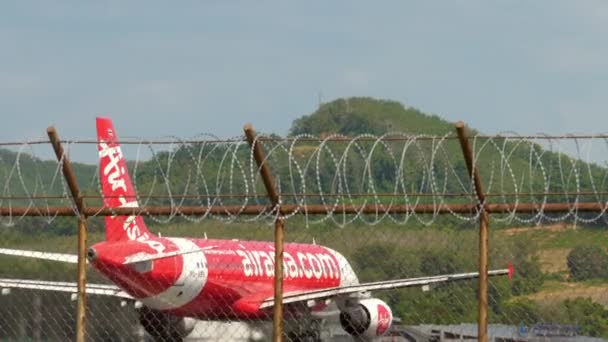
[90,237,358,320]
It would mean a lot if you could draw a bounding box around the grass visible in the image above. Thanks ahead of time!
[537,248,570,273]
[543,229,608,249]
[503,226,608,308]
[527,280,608,307]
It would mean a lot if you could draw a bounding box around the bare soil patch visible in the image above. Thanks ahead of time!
[503,224,576,236]
[527,281,608,307]
[538,248,571,273]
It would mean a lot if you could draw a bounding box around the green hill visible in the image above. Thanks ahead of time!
[291,97,453,136]
[289,97,607,208]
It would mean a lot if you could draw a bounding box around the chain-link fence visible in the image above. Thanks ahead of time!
[1,123,608,341]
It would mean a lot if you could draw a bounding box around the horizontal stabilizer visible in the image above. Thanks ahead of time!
[0,248,79,264]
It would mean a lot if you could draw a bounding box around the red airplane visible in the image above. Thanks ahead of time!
[0,117,513,341]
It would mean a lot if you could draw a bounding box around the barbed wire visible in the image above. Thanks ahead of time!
[1,132,607,227]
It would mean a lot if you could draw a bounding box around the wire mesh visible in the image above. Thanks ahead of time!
[0,131,607,341]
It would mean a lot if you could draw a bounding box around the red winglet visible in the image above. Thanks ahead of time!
[508,262,515,280]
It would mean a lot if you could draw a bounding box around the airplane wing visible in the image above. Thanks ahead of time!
[259,267,513,309]
[0,278,132,299]
[0,248,79,263]
[0,247,217,300]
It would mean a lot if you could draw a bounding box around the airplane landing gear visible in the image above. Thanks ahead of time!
[285,330,321,342]
[284,316,323,342]
[137,307,184,342]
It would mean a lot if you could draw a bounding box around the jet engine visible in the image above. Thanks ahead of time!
[138,307,196,342]
[173,317,197,338]
[339,298,393,340]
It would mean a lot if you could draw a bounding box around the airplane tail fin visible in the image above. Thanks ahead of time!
[96,117,152,242]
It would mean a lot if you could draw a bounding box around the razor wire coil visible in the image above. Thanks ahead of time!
[0,132,607,226]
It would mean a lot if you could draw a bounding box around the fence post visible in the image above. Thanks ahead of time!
[455,122,489,342]
[243,124,284,342]
[47,127,88,342]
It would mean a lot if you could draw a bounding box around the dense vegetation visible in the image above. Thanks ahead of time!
[567,246,608,281]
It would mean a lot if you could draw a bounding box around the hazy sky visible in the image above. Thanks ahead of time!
[1,1,607,146]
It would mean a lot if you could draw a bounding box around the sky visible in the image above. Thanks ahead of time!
[1,1,608,161]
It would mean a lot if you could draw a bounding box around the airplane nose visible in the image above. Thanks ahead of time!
[86,247,97,262]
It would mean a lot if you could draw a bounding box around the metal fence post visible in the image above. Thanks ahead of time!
[243,124,284,342]
[47,127,88,342]
[455,122,489,342]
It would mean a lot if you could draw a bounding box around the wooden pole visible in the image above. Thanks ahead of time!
[47,127,88,342]
[243,124,284,342]
[456,121,489,342]
[0,201,606,217]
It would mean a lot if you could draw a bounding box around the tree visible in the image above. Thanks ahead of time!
[566,246,608,281]
[511,258,544,295]
[563,297,608,337]
[508,237,544,295]
[500,298,541,325]
[350,242,420,281]
[419,250,462,275]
